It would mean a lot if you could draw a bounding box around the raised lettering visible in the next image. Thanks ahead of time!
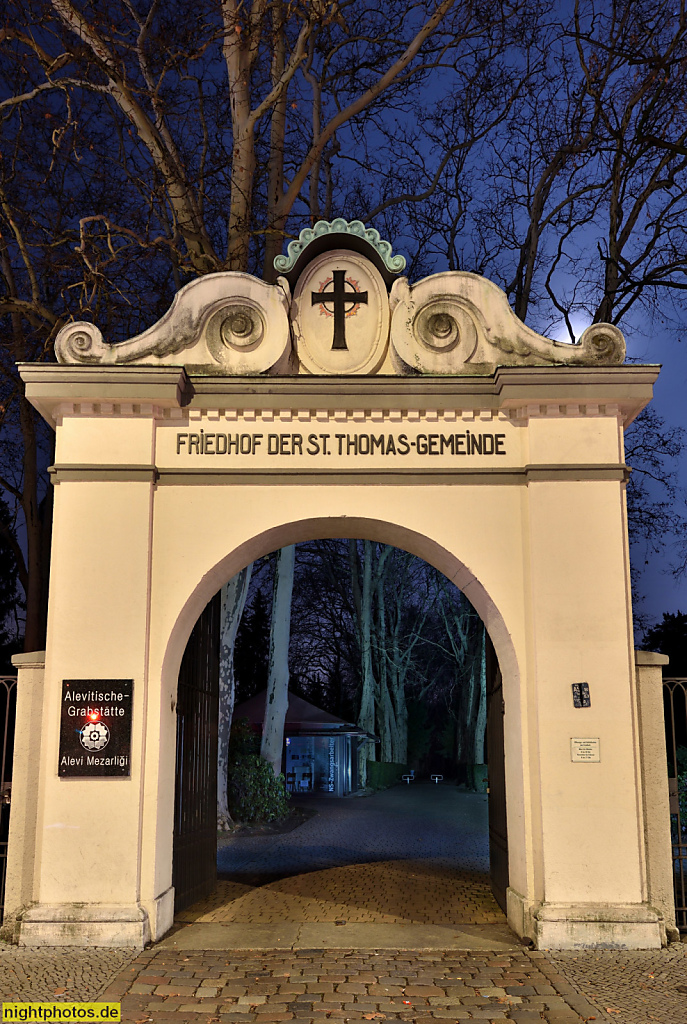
[176,433,188,454]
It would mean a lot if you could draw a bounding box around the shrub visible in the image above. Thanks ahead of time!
[366,760,408,791]
[227,753,290,823]
[229,716,260,757]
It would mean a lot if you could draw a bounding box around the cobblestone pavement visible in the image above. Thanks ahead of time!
[96,947,603,1022]
[178,863,504,926]
[99,946,666,1022]
[547,947,687,1024]
[3,781,687,1021]
[206,786,496,929]
[0,944,138,1002]
[3,944,687,1020]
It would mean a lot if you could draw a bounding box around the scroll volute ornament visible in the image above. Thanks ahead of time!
[390,273,626,373]
[55,273,292,373]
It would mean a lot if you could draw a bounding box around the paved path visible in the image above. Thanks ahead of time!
[4,785,687,1020]
[94,946,687,1022]
[0,944,138,1002]
[216,785,490,881]
[97,947,603,1022]
[178,862,505,929]
[3,938,687,1020]
[188,785,504,945]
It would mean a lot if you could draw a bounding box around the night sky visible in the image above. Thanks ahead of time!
[629,330,687,623]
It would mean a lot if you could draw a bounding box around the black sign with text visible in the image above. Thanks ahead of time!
[571,682,591,708]
[58,679,133,777]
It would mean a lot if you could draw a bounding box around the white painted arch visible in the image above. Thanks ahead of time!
[161,514,520,690]
[154,511,523,920]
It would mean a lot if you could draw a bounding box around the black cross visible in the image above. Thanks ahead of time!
[311,269,368,350]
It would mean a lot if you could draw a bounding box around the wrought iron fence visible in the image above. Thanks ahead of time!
[663,677,687,932]
[0,675,17,924]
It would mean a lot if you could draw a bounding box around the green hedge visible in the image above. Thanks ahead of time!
[366,760,408,791]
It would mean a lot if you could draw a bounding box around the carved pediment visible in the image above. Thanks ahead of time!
[55,220,625,375]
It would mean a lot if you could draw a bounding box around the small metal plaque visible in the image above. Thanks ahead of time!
[572,682,591,708]
[571,737,600,763]
[59,679,133,777]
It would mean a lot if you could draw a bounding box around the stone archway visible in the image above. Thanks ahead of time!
[165,524,516,928]
[3,220,675,950]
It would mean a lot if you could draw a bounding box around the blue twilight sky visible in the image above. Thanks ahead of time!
[628,327,687,626]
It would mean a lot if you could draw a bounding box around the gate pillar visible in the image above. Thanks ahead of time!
[635,650,679,943]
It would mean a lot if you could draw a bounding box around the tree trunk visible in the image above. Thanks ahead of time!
[263,1,288,279]
[378,680,394,763]
[261,545,295,776]
[375,571,393,761]
[356,540,376,786]
[473,628,487,766]
[391,659,408,764]
[217,564,253,829]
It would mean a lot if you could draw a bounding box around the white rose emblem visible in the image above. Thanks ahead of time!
[80,720,110,752]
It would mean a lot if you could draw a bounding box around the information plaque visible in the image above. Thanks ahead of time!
[58,679,133,777]
[571,737,600,763]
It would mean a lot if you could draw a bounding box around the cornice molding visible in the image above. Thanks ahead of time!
[19,363,659,428]
[47,463,630,485]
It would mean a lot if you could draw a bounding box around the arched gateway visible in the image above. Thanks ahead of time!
[2,220,676,950]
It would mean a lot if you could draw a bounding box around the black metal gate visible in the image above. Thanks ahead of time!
[172,594,220,913]
[663,676,687,932]
[485,634,509,913]
[0,675,17,924]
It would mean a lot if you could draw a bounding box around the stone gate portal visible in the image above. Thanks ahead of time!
[2,219,676,951]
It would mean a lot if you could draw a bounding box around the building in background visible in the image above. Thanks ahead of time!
[233,691,374,797]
